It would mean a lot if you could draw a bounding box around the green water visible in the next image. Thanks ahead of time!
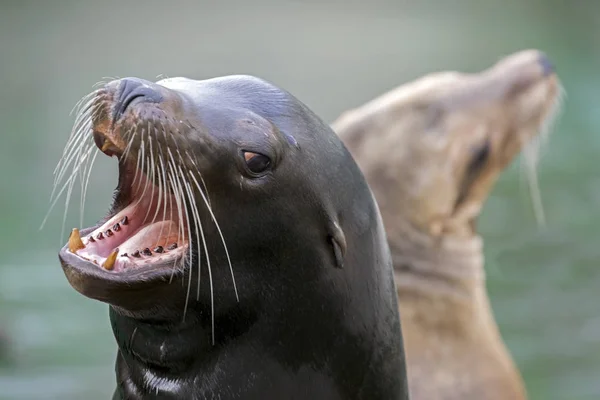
[1,1,598,399]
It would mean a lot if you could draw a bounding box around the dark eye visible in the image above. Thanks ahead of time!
[243,151,272,174]
[468,141,490,172]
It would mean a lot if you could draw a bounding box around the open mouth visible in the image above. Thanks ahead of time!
[65,132,189,273]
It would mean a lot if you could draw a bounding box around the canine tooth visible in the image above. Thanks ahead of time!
[142,248,152,256]
[167,243,178,250]
[105,229,113,237]
[121,253,128,257]
[132,250,141,258]
[113,223,121,232]
[120,216,129,225]
[103,249,118,270]
[96,232,104,240]
[154,246,164,253]
[88,236,96,243]
[68,228,85,253]
[101,138,115,153]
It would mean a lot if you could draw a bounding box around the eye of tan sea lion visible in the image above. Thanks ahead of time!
[336,49,562,238]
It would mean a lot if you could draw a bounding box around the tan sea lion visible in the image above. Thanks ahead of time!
[333,49,561,400]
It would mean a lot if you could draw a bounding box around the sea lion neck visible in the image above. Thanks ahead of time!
[388,218,485,301]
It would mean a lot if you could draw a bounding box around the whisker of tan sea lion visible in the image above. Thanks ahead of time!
[520,83,565,227]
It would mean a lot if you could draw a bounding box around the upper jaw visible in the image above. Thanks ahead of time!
[60,144,189,276]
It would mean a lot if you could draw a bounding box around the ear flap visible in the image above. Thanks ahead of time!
[328,221,347,269]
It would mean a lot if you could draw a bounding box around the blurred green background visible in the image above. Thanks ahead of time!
[0,1,598,399]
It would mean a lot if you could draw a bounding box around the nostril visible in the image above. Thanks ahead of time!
[113,78,163,121]
[538,53,554,77]
[120,92,145,115]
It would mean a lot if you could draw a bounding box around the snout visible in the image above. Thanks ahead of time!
[438,49,559,113]
[91,77,179,157]
[111,77,164,122]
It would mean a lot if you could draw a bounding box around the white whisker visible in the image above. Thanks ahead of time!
[181,167,214,345]
[79,149,100,227]
[189,172,239,301]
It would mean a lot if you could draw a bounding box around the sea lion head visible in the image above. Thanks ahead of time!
[56,75,363,315]
[53,74,408,397]
[335,49,562,240]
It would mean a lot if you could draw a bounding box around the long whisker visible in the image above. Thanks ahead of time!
[181,167,214,345]
[79,149,100,227]
[168,163,194,319]
[167,149,186,261]
[189,172,239,301]
[41,143,94,232]
[166,166,186,284]
[131,127,145,193]
[51,109,96,198]
[520,83,565,227]
[142,135,156,225]
[158,121,173,247]
[186,154,211,208]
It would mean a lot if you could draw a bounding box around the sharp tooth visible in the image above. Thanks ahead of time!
[68,228,86,253]
[120,216,129,226]
[96,232,104,240]
[88,236,96,243]
[167,243,178,250]
[101,138,115,153]
[142,248,152,256]
[105,229,113,237]
[154,246,164,253]
[113,223,121,232]
[103,249,118,270]
[132,250,141,258]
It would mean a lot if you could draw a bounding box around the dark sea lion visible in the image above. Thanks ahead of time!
[53,75,409,399]
[333,49,562,400]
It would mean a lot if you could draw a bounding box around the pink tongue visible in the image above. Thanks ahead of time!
[118,220,181,254]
